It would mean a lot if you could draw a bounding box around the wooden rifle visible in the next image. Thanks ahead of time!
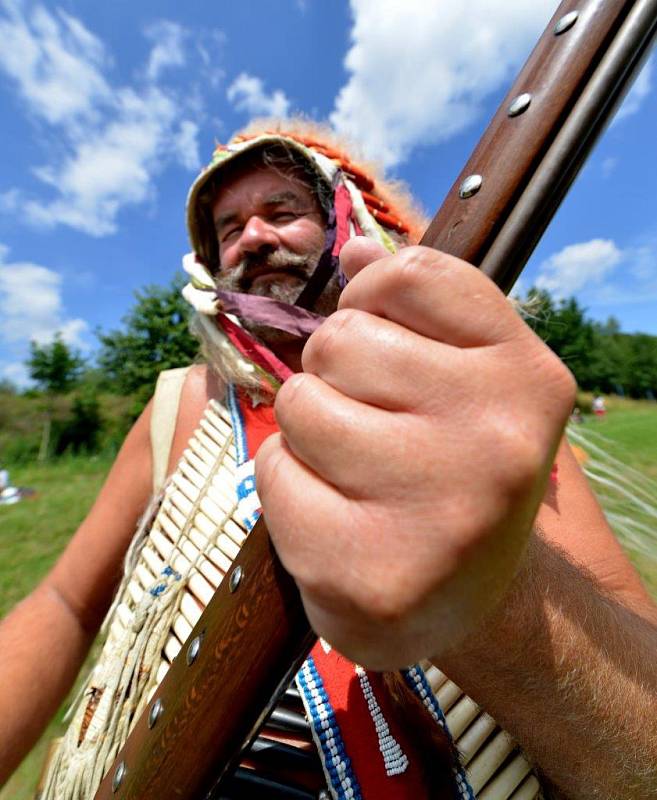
[94,0,657,796]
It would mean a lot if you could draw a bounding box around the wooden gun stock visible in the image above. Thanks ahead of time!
[95,0,657,796]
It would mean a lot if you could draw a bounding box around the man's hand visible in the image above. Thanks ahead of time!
[256,239,576,669]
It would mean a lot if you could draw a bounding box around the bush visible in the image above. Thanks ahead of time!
[53,391,104,455]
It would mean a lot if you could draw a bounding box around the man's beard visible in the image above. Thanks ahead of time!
[215,247,341,344]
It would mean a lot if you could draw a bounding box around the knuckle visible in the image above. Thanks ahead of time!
[527,343,579,419]
[396,246,446,284]
[274,373,311,423]
[397,246,465,280]
[393,246,481,301]
[483,415,546,496]
[304,308,363,370]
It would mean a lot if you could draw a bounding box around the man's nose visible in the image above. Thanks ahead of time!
[239,215,279,255]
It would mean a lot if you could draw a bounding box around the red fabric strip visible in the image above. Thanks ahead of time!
[333,185,354,257]
[217,314,293,385]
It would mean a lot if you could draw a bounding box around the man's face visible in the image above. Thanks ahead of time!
[212,163,328,304]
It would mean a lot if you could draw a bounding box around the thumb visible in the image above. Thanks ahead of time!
[339,236,390,282]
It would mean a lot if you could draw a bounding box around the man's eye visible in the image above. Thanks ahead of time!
[220,226,242,243]
[271,211,297,222]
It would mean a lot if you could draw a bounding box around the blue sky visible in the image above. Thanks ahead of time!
[0,0,655,386]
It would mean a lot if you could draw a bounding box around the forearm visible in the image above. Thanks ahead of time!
[0,581,94,784]
[439,532,657,800]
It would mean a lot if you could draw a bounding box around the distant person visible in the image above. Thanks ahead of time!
[592,394,607,418]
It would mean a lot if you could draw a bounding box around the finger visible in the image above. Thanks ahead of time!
[339,246,528,348]
[255,433,425,666]
[339,236,391,281]
[273,372,419,497]
[255,433,354,583]
[301,307,469,413]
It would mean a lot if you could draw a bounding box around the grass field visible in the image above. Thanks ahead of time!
[0,398,655,798]
[0,455,112,800]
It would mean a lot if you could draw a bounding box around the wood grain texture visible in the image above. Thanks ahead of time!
[93,516,315,799]
[421,0,633,268]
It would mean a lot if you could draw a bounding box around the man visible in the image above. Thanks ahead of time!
[1,120,656,799]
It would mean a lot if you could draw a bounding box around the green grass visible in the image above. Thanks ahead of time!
[0,400,656,798]
[586,402,657,478]
[0,455,112,800]
[0,455,113,616]
[570,396,657,597]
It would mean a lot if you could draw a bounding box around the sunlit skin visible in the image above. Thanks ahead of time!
[0,159,655,797]
[212,170,325,269]
[211,167,328,366]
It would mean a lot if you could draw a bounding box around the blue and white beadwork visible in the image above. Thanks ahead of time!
[298,655,362,800]
[226,383,261,532]
[404,665,475,800]
[355,666,409,777]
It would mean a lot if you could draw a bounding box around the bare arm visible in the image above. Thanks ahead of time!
[0,402,154,783]
[258,238,657,800]
[0,364,219,784]
[439,440,657,800]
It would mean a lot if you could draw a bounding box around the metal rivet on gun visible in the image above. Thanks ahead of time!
[554,10,578,35]
[229,565,243,593]
[148,698,164,729]
[459,174,483,199]
[508,93,532,117]
[186,635,202,666]
[112,761,126,793]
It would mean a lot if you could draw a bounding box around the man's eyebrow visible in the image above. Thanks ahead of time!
[214,191,309,231]
[262,190,303,206]
[214,211,239,231]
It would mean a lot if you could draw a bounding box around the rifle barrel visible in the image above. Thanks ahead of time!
[94,1,656,796]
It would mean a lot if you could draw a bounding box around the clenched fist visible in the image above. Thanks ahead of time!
[256,238,576,669]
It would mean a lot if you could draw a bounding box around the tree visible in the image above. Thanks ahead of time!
[26,334,85,460]
[523,291,596,387]
[55,388,103,455]
[28,334,84,394]
[97,274,200,412]
[523,288,657,397]
[623,334,657,398]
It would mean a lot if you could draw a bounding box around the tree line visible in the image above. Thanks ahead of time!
[1,275,199,462]
[2,278,656,462]
[523,289,657,400]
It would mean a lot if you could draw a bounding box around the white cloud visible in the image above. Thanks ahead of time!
[227,72,291,118]
[173,120,201,171]
[0,0,110,126]
[535,239,623,297]
[25,87,185,235]
[145,20,187,81]
[615,57,653,121]
[0,3,202,235]
[629,243,657,282]
[0,246,89,352]
[331,0,557,167]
